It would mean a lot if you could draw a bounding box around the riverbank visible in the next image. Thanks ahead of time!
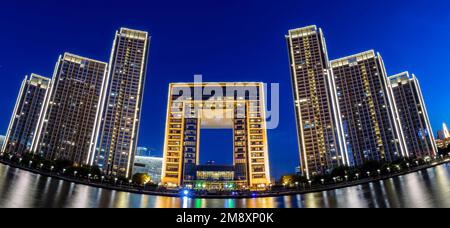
[0,158,449,199]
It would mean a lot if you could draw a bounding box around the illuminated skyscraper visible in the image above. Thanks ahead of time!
[286,26,347,179]
[96,28,150,178]
[2,74,51,155]
[31,53,108,165]
[331,51,407,166]
[388,72,437,158]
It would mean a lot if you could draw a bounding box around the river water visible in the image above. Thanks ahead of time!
[0,163,448,208]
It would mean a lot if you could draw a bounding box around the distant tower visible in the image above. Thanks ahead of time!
[286,25,347,179]
[444,123,450,138]
[96,28,150,178]
[2,74,51,155]
[438,123,450,140]
[388,72,437,158]
[31,53,108,165]
[136,147,150,157]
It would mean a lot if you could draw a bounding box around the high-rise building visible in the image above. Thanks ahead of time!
[161,83,271,189]
[96,28,150,178]
[133,156,163,184]
[388,72,437,158]
[286,26,347,179]
[2,74,51,155]
[330,50,407,166]
[31,53,108,165]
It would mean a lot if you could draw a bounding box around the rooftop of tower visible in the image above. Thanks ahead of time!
[389,71,418,86]
[29,73,50,82]
[62,53,108,65]
[389,71,411,80]
[119,27,149,40]
[330,50,377,67]
[286,25,318,38]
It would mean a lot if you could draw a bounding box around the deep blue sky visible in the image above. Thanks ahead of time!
[1,0,449,179]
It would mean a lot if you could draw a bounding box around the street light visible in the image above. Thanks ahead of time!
[377,170,381,175]
[333,177,337,183]
[345,175,348,182]
[321,179,325,185]
[40,163,44,169]
[367,171,371,177]
[29,161,33,167]
[129,179,132,188]
[114,178,118,185]
[51,166,54,172]
[308,180,312,188]
[63,168,66,174]
[101,176,105,184]
[387,168,391,173]
[356,174,360,180]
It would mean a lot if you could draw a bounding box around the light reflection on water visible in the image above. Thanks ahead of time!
[0,163,448,208]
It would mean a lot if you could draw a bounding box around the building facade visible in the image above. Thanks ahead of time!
[2,74,51,155]
[286,26,347,179]
[161,83,271,189]
[133,156,163,184]
[96,28,150,178]
[31,53,108,165]
[388,72,437,158]
[331,51,407,166]
[195,165,236,190]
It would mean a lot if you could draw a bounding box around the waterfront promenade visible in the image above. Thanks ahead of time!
[0,156,448,199]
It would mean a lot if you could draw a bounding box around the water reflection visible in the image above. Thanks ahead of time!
[0,163,448,208]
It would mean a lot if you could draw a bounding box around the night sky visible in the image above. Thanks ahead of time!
[1,0,449,179]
